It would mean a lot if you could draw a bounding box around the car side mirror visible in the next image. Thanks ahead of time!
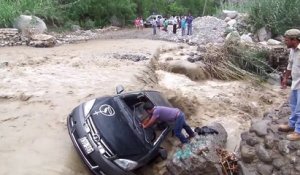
[116,85,125,94]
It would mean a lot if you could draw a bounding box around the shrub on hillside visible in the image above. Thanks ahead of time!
[218,0,300,36]
[248,0,300,36]
[0,0,64,28]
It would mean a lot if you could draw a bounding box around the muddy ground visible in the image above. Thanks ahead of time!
[0,28,289,175]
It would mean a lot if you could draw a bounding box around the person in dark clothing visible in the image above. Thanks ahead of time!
[172,16,177,34]
[186,14,193,35]
[177,16,181,29]
[142,102,195,144]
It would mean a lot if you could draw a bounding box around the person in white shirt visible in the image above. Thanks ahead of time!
[279,29,300,141]
[151,17,157,35]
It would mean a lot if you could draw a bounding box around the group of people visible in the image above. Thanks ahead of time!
[151,14,194,36]
[134,17,144,30]
[178,14,194,36]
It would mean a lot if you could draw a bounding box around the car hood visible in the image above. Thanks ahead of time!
[89,97,147,159]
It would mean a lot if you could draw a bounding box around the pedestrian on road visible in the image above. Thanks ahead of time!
[279,29,300,141]
[139,17,144,30]
[142,102,195,144]
[134,17,139,29]
[151,17,157,35]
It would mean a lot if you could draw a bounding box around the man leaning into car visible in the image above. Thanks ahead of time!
[142,102,195,144]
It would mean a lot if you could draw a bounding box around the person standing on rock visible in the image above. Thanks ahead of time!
[172,16,177,34]
[186,13,193,35]
[279,29,300,141]
[142,102,195,144]
[181,16,186,36]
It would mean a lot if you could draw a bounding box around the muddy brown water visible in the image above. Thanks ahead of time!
[0,28,289,175]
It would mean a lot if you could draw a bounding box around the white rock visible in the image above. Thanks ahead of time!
[267,39,282,45]
[225,31,240,44]
[227,19,237,27]
[13,15,47,36]
[259,41,268,46]
[241,34,253,43]
[257,27,271,42]
[224,17,231,22]
[223,10,238,19]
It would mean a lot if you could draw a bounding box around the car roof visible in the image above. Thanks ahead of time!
[147,15,162,19]
[116,90,172,107]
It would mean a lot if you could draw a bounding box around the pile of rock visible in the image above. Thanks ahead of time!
[0,28,23,47]
[221,9,285,47]
[238,102,300,175]
[157,16,227,45]
[112,53,149,62]
[164,123,229,175]
[53,26,120,45]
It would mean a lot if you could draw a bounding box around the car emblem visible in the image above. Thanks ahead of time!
[93,104,115,116]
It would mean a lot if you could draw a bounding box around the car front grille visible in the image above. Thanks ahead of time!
[70,126,99,169]
[86,116,115,158]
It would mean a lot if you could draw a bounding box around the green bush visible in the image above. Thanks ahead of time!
[0,0,222,30]
[248,0,300,36]
[83,18,95,29]
[0,1,19,27]
[217,0,300,36]
[0,0,65,28]
[66,0,136,28]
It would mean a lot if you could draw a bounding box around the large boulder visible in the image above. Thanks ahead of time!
[256,27,271,42]
[165,123,232,175]
[13,15,47,36]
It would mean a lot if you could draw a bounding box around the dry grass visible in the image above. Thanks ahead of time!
[155,44,256,81]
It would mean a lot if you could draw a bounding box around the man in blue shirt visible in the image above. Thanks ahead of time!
[186,13,193,35]
[142,102,195,144]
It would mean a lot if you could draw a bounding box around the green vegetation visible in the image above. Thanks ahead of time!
[0,0,220,29]
[1,0,299,35]
[0,0,63,28]
[218,0,300,36]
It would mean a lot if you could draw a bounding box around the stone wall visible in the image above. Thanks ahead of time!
[238,102,300,175]
[0,28,25,47]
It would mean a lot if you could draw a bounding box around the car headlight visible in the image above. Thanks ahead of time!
[83,99,95,117]
[114,159,138,171]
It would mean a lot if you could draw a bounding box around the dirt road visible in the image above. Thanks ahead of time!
[0,28,289,175]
